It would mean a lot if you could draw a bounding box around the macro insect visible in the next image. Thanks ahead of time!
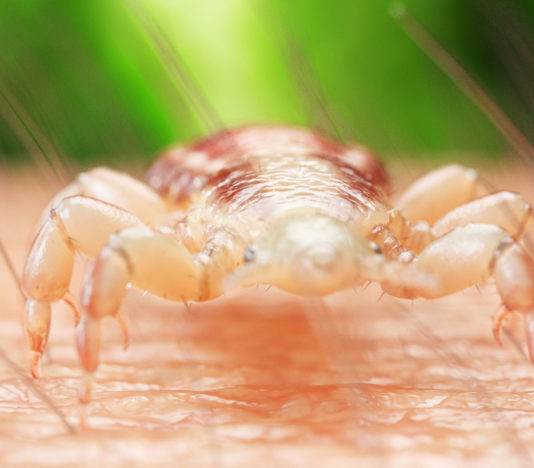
[21,124,534,404]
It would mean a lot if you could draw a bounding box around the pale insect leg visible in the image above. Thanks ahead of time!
[24,166,169,361]
[372,188,531,259]
[380,224,534,360]
[37,167,167,229]
[394,164,489,225]
[22,195,144,377]
[0,238,75,433]
[77,225,247,404]
[431,191,532,240]
[391,167,532,255]
[391,190,532,254]
[380,188,534,354]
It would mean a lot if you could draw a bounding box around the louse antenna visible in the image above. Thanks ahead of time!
[124,0,225,136]
[391,3,534,168]
[0,86,71,184]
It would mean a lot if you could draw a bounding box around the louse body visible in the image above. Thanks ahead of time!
[21,124,534,405]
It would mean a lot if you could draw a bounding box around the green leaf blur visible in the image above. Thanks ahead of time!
[0,0,532,166]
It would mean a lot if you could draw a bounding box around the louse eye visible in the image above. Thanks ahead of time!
[244,246,256,263]
[370,242,382,254]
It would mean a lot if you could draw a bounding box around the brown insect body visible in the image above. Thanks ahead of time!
[146,125,390,208]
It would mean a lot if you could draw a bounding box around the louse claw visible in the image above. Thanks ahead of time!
[115,311,130,351]
[492,305,511,347]
[24,299,51,379]
[61,291,80,327]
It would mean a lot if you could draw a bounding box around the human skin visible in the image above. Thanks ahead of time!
[1,165,534,467]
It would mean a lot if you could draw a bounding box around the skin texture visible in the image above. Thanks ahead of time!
[2,165,534,467]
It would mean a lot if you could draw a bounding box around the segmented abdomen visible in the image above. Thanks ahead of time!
[202,152,387,228]
[146,125,390,207]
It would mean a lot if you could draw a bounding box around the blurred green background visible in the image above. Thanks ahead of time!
[1,0,533,168]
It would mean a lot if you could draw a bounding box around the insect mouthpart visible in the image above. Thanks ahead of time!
[228,213,377,296]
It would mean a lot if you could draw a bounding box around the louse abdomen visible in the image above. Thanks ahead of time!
[203,152,388,229]
[145,125,390,210]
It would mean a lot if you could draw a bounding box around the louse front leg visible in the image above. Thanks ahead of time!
[77,226,247,403]
[22,196,144,377]
[380,223,534,361]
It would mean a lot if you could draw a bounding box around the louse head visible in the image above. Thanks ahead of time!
[229,213,381,296]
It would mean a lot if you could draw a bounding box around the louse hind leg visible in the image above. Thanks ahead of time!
[76,226,246,405]
[22,196,144,377]
[386,164,490,253]
[394,164,489,225]
[431,191,532,240]
[36,167,167,229]
[430,191,534,261]
[381,223,534,361]
[390,190,533,254]
[390,165,532,254]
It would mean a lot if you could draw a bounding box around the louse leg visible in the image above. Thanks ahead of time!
[372,190,533,265]
[77,226,246,404]
[394,164,489,225]
[36,167,167,229]
[368,225,415,261]
[431,191,534,260]
[432,191,532,239]
[381,223,534,360]
[22,196,144,377]
[388,190,533,254]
